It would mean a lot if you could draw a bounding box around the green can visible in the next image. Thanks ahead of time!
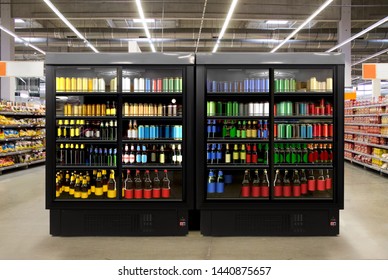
[226,101,233,116]
[284,79,290,92]
[168,78,174,92]
[163,78,169,92]
[208,101,216,116]
[286,124,293,138]
[290,78,296,91]
[174,77,180,92]
[274,79,279,92]
[179,78,183,92]
[278,124,285,139]
[207,102,210,116]
[279,79,285,92]
[286,101,293,116]
[232,102,239,116]
[217,102,223,116]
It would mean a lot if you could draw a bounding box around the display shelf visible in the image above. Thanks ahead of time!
[56,92,118,96]
[344,148,388,163]
[344,139,388,149]
[56,165,117,170]
[55,116,116,120]
[274,164,333,169]
[345,157,388,175]
[344,131,388,138]
[122,164,182,170]
[0,112,45,117]
[274,139,332,143]
[344,123,388,127]
[56,139,117,143]
[0,159,45,174]
[207,92,269,96]
[0,137,32,142]
[122,116,182,121]
[207,138,269,143]
[122,92,182,97]
[207,116,270,120]
[344,114,383,117]
[274,115,332,120]
[272,197,333,201]
[29,159,46,165]
[0,124,39,129]
[207,164,269,170]
[348,103,388,109]
[274,92,333,97]
[122,139,182,144]
[0,150,32,157]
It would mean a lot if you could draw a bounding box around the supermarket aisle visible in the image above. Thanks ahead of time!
[0,163,388,260]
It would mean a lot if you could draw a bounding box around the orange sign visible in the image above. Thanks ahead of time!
[0,62,6,76]
[362,64,377,79]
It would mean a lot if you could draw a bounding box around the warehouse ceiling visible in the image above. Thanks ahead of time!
[2,0,388,78]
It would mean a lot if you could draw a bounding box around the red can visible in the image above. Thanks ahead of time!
[315,107,320,115]
[323,123,329,138]
[152,79,157,93]
[329,124,333,137]
[274,185,282,197]
[157,78,162,92]
[274,124,278,138]
[301,183,308,194]
[320,98,325,108]
[293,185,301,197]
[325,103,332,115]
[241,185,250,197]
[274,104,277,116]
[283,185,291,197]
[315,123,321,138]
[309,103,315,115]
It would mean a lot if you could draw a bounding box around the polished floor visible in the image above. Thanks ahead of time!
[0,163,387,260]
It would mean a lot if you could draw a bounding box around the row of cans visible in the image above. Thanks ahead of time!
[274,78,297,92]
[274,123,333,139]
[131,125,183,140]
[275,101,332,116]
[207,78,270,93]
[207,101,270,116]
[122,77,183,92]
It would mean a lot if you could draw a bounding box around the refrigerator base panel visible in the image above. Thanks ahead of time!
[50,209,188,236]
[200,209,339,236]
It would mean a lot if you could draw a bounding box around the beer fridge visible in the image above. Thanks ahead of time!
[45,53,195,236]
[195,53,344,236]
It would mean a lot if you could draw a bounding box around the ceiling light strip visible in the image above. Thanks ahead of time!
[43,0,99,53]
[212,0,239,53]
[327,16,388,52]
[0,24,46,55]
[351,47,388,66]
[270,0,333,53]
[195,0,208,53]
[135,0,156,52]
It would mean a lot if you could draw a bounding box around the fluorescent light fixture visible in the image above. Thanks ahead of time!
[0,24,46,55]
[212,0,239,53]
[351,47,388,66]
[14,19,25,24]
[133,18,155,23]
[270,0,333,53]
[43,0,99,53]
[135,0,156,52]
[266,20,289,25]
[327,16,388,52]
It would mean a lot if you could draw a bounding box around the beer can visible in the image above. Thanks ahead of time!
[233,102,239,116]
[274,104,277,116]
[179,77,182,92]
[163,78,169,92]
[290,78,296,91]
[329,124,334,137]
[226,102,233,116]
[284,79,290,91]
[294,124,300,138]
[250,78,255,92]
[274,79,279,92]
[238,81,244,92]
[145,78,151,92]
[255,79,261,92]
[278,124,285,139]
[243,79,249,92]
[286,124,293,138]
[315,106,320,115]
[279,79,285,92]
[217,102,223,116]
[274,124,278,138]
[207,102,210,116]
[323,123,329,138]
[307,124,313,139]
[208,101,216,116]
[211,81,217,92]
[317,123,322,138]
[325,103,332,115]
[300,124,307,138]
[156,78,162,92]
[239,103,245,116]
[248,103,254,116]
[265,78,270,92]
[223,81,229,92]
[152,79,157,92]
[174,77,180,92]
[286,101,293,116]
[233,81,239,92]
[168,78,174,92]
[309,103,315,115]
[261,78,266,92]
[207,80,212,92]
[313,124,318,138]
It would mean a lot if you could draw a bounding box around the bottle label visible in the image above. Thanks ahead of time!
[129,155,135,163]
[225,154,231,163]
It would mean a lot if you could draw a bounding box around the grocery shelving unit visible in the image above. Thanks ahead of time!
[0,109,46,175]
[45,53,195,236]
[196,53,344,236]
[344,99,388,175]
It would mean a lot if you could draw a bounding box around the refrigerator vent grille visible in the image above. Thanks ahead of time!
[84,213,154,234]
[235,213,290,234]
[291,213,305,233]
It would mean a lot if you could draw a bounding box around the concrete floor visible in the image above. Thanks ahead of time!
[0,163,387,260]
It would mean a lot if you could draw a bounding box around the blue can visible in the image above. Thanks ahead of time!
[207,120,212,136]
[211,120,216,135]
[249,78,255,92]
[165,125,170,139]
[145,78,151,92]
[216,144,222,161]
[265,78,270,92]
[141,145,147,163]
[260,79,265,92]
[144,125,150,139]
[307,124,313,139]
[207,80,212,92]
[150,125,156,139]
[255,79,261,92]
[155,125,159,139]
[207,144,211,162]
[223,81,229,92]
[138,125,145,139]
[244,79,249,92]
[300,124,307,138]
[179,125,183,139]
[136,146,141,163]
[211,81,217,92]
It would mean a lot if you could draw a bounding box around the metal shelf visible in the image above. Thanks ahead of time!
[274,115,332,119]
[0,150,32,157]
[344,131,388,138]
[344,113,384,117]
[207,92,269,96]
[56,139,117,143]
[274,92,333,96]
[348,104,388,109]
[345,123,388,127]
[122,164,182,170]
[0,124,40,129]
[122,92,182,97]
[207,138,269,143]
[55,116,116,120]
[345,157,388,174]
[0,112,45,117]
[274,139,333,143]
[0,137,32,142]
[274,164,333,169]
[207,164,269,170]
[56,165,117,170]
[344,139,388,149]
[207,116,269,120]
[0,159,45,174]
[122,139,182,144]
[56,92,118,96]
[122,116,182,121]
[344,148,388,163]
